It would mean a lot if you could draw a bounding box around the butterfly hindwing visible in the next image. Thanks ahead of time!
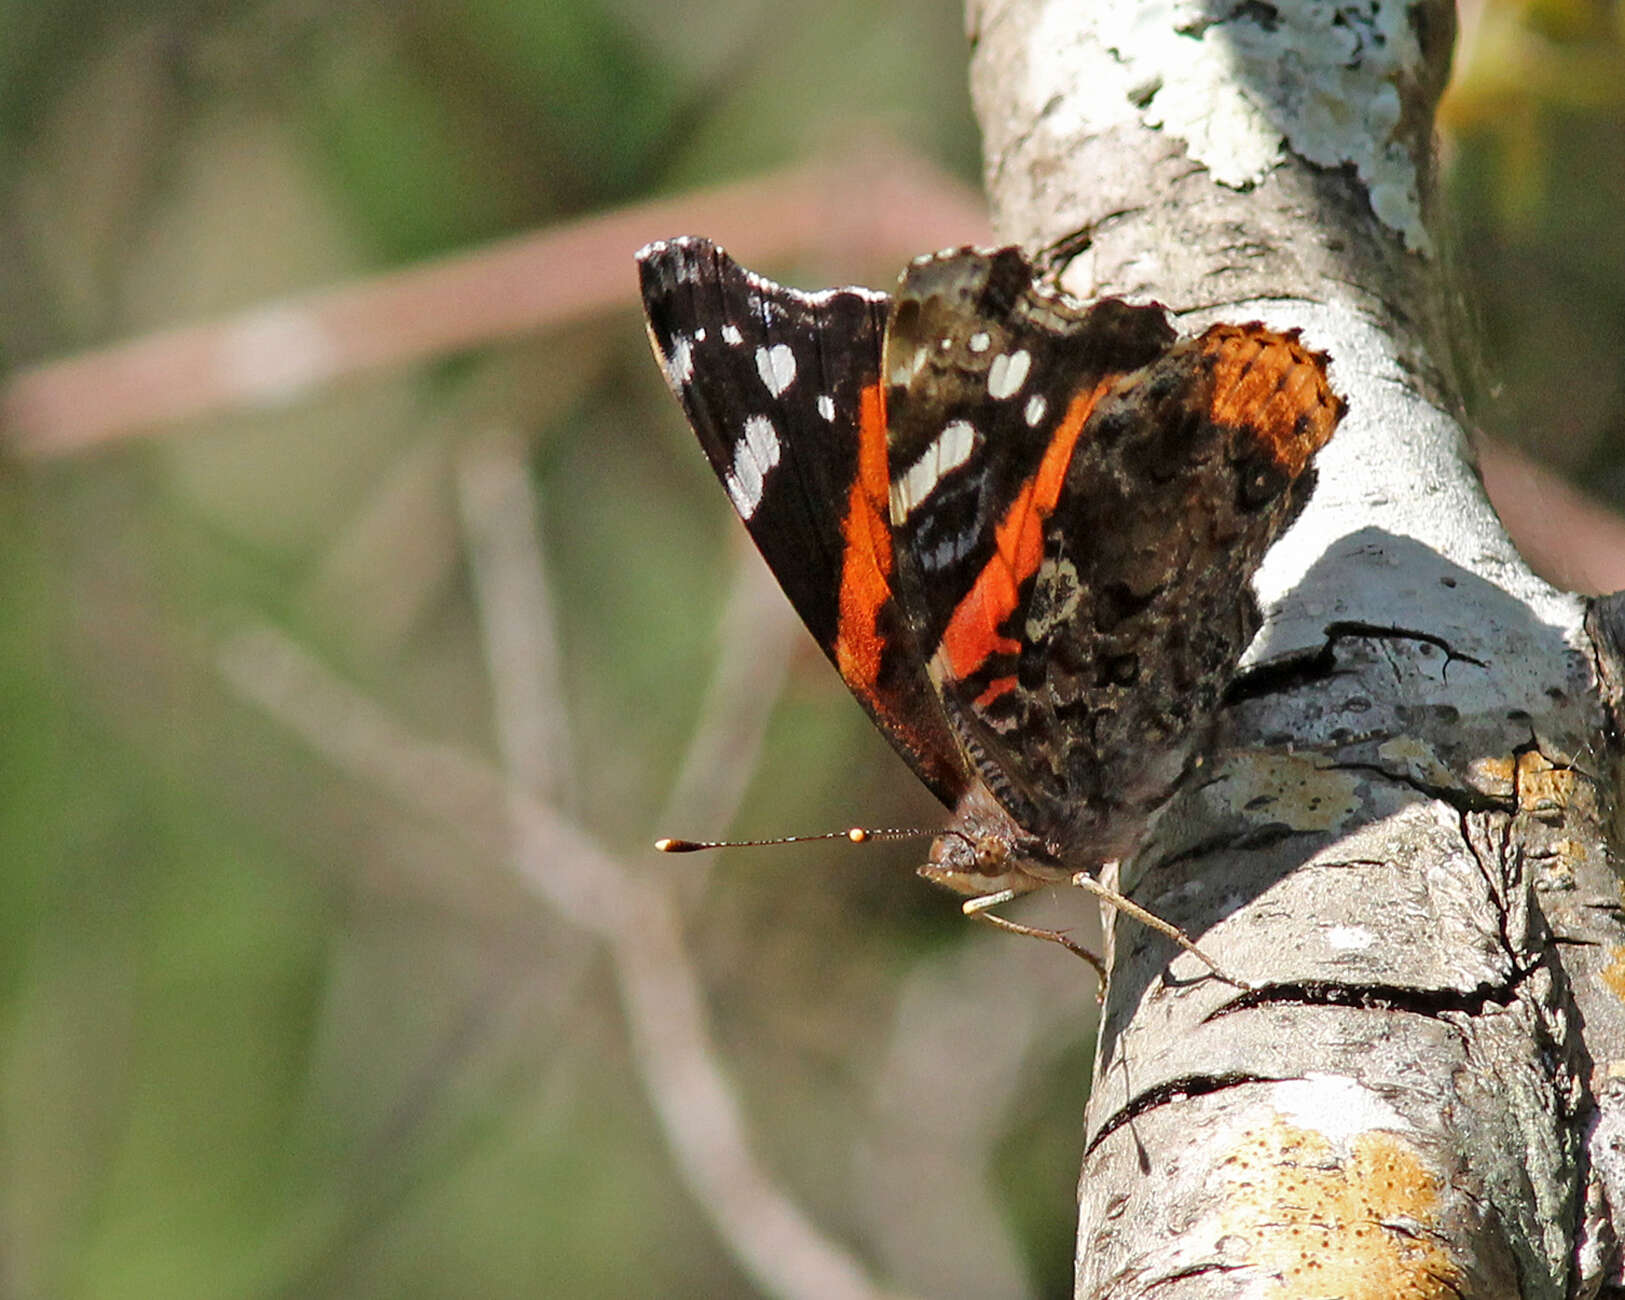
[638,237,971,806]
[881,247,1177,830]
[882,248,1343,853]
[997,321,1346,845]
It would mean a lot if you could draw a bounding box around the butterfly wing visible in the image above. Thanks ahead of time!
[884,248,1344,857]
[881,247,1178,834]
[638,237,971,806]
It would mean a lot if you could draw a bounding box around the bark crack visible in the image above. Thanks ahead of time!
[1217,972,1534,1021]
[1087,970,1543,1155]
[1226,620,1489,705]
[1328,760,1514,815]
[1088,1071,1276,1153]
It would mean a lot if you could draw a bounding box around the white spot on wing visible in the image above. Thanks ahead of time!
[968,332,991,353]
[722,324,744,346]
[725,415,781,519]
[889,420,978,522]
[816,395,836,421]
[666,336,695,386]
[987,349,1032,400]
[755,344,797,396]
[1024,393,1048,426]
[1026,555,1080,639]
[925,533,972,570]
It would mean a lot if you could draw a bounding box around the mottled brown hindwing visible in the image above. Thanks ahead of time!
[886,254,1344,859]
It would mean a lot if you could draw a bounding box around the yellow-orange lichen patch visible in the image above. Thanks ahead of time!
[1600,946,1625,1004]
[1467,755,1517,798]
[1376,737,1461,794]
[1515,751,1577,819]
[1216,1121,1464,1298]
[1203,752,1363,834]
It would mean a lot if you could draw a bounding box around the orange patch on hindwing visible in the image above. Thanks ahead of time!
[1202,325,1342,475]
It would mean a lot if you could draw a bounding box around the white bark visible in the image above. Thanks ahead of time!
[967,0,1625,1295]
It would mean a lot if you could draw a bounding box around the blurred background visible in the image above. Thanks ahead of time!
[0,2,1621,1297]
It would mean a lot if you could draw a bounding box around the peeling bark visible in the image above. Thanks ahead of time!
[966,0,1625,1295]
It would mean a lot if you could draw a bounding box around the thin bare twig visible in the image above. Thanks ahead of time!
[456,429,573,806]
[215,624,907,1300]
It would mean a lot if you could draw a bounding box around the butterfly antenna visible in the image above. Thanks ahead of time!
[655,826,932,853]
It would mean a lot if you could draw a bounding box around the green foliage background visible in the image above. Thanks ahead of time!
[0,2,1619,1297]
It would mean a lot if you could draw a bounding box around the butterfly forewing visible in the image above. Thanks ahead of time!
[638,237,971,806]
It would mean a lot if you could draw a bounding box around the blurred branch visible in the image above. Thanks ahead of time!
[0,142,988,458]
[1476,437,1625,596]
[215,623,908,1300]
[456,429,573,806]
[655,544,803,896]
[857,927,1099,1299]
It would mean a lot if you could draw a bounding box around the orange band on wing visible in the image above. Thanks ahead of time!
[938,381,1109,682]
[974,675,1018,709]
[835,382,893,693]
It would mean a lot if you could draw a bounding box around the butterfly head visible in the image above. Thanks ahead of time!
[917,783,1073,898]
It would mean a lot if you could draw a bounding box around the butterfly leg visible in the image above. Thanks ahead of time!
[961,890,1109,987]
[1069,874,1254,991]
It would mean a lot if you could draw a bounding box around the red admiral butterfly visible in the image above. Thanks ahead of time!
[639,236,1344,978]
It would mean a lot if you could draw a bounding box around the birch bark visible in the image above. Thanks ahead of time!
[965,1,1625,1294]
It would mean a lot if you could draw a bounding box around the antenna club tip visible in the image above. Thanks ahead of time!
[654,837,695,853]
[847,827,869,843]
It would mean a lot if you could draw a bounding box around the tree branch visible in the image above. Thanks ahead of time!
[0,145,986,458]
[968,0,1625,1294]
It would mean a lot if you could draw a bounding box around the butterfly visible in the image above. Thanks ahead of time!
[639,236,1344,979]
